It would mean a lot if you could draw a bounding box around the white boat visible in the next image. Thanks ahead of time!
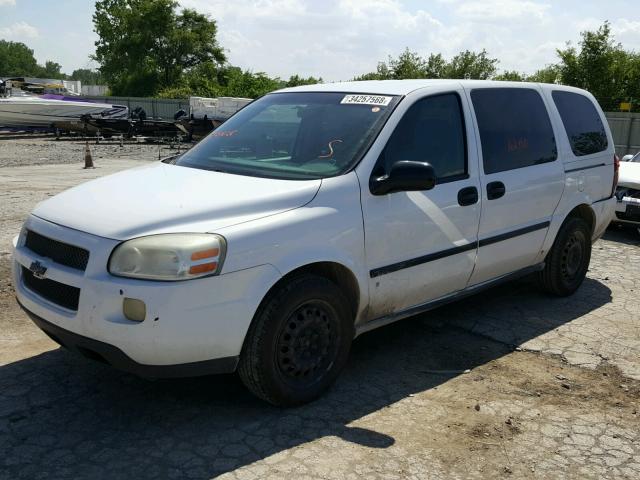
[0,94,128,129]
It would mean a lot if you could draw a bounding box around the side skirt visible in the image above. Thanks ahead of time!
[354,262,545,337]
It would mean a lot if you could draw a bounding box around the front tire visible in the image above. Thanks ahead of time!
[538,216,591,296]
[238,274,354,406]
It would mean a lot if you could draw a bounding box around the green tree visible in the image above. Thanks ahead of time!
[218,66,281,98]
[355,48,498,81]
[38,61,65,79]
[493,70,526,81]
[445,49,498,79]
[70,68,104,84]
[93,0,226,96]
[283,74,322,88]
[388,48,429,79]
[556,21,629,109]
[354,48,429,80]
[0,40,40,76]
[527,65,560,84]
[424,53,447,78]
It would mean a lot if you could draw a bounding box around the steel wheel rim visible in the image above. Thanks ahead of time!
[561,232,585,280]
[276,301,338,385]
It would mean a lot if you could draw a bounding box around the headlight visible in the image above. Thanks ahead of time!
[108,233,226,281]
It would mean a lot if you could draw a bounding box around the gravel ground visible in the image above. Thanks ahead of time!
[0,132,186,168]
[0,137,639,479]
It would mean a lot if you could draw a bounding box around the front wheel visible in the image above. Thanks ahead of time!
[538,216,592,296]
[238,274,354,406]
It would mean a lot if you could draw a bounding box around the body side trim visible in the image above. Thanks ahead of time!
[477,221,550,247]
[564,163,606,173]
[370,221,550,278]
[369,242,476,278]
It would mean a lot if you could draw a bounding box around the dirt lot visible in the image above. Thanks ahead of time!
[0,137,639,479]
[0,131,185,168]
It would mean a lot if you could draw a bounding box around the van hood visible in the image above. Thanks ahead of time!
[32,162,321,240]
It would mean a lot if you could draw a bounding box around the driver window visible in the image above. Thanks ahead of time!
[378,93,467,182]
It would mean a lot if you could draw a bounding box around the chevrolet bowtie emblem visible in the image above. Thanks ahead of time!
[29,260,48,280]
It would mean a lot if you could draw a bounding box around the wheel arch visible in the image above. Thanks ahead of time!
[538,202,597,264]
[566,203,596,236]
[262,261,361,320]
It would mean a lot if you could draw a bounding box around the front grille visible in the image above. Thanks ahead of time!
[22,267,80,311]
[25,230,89,271]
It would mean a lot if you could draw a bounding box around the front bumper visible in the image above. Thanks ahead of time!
[19,301,238,378]
[13,215,281,372]
[614,194,640,225]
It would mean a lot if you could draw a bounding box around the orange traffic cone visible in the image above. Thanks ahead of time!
[84,141,94,169]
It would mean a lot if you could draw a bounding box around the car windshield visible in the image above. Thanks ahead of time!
[174,92,400,180]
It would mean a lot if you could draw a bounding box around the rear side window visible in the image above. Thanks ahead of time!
[471,88,557,174]
[552,91,608,156]
[380,93,467,182]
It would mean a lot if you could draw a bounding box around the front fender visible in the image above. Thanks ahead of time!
[218,172,369,320]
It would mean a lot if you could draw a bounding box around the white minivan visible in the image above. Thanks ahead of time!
[13,80,617,405]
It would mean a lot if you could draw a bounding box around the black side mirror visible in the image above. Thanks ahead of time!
[370,161,436,195]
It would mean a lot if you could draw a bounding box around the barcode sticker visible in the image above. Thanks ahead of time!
[340,94,392,106]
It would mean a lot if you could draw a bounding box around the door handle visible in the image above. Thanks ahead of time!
[457,186,478,206]
[486,181,506,200]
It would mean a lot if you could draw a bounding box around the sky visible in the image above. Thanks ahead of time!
[1,0,639,81]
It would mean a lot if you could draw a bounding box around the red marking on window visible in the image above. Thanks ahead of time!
[507,137,529,152]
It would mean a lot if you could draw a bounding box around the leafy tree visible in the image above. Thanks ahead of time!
[70,68,104,84]
[156,65,322,99]
[388,48,429,79]
[556,22,630,109]
[93,0,226,96]
[283,74,322,88]
[355,48,498,81]
[354,48,429,80]
[425,53,447,78]
[0,40,40,76]
[39,61,65,79]
[218,66,281,98]
[157,61,221,98]
[493,70,526,81]
[527,65,560,84]
[445,49,498,79]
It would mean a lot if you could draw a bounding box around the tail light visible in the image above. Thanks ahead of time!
[612,154,620,196]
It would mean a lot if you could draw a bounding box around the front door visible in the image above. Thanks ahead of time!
[360,90,482,321]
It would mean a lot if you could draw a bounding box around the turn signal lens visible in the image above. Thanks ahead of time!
[189,262,218,274]
[191,248,219,261]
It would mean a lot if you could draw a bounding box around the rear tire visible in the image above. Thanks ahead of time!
[538,216,591,296]
[238,274,354,406]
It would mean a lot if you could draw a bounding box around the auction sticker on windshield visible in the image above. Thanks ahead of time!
[341,94,393,106]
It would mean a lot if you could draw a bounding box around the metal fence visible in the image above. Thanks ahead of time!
[83,96,189,120]
[604,112,640,156]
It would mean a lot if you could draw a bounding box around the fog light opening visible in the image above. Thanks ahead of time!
[123,298,146,322]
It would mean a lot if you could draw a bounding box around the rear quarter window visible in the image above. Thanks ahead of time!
[552,91,608,157]
[470,88,557,174]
